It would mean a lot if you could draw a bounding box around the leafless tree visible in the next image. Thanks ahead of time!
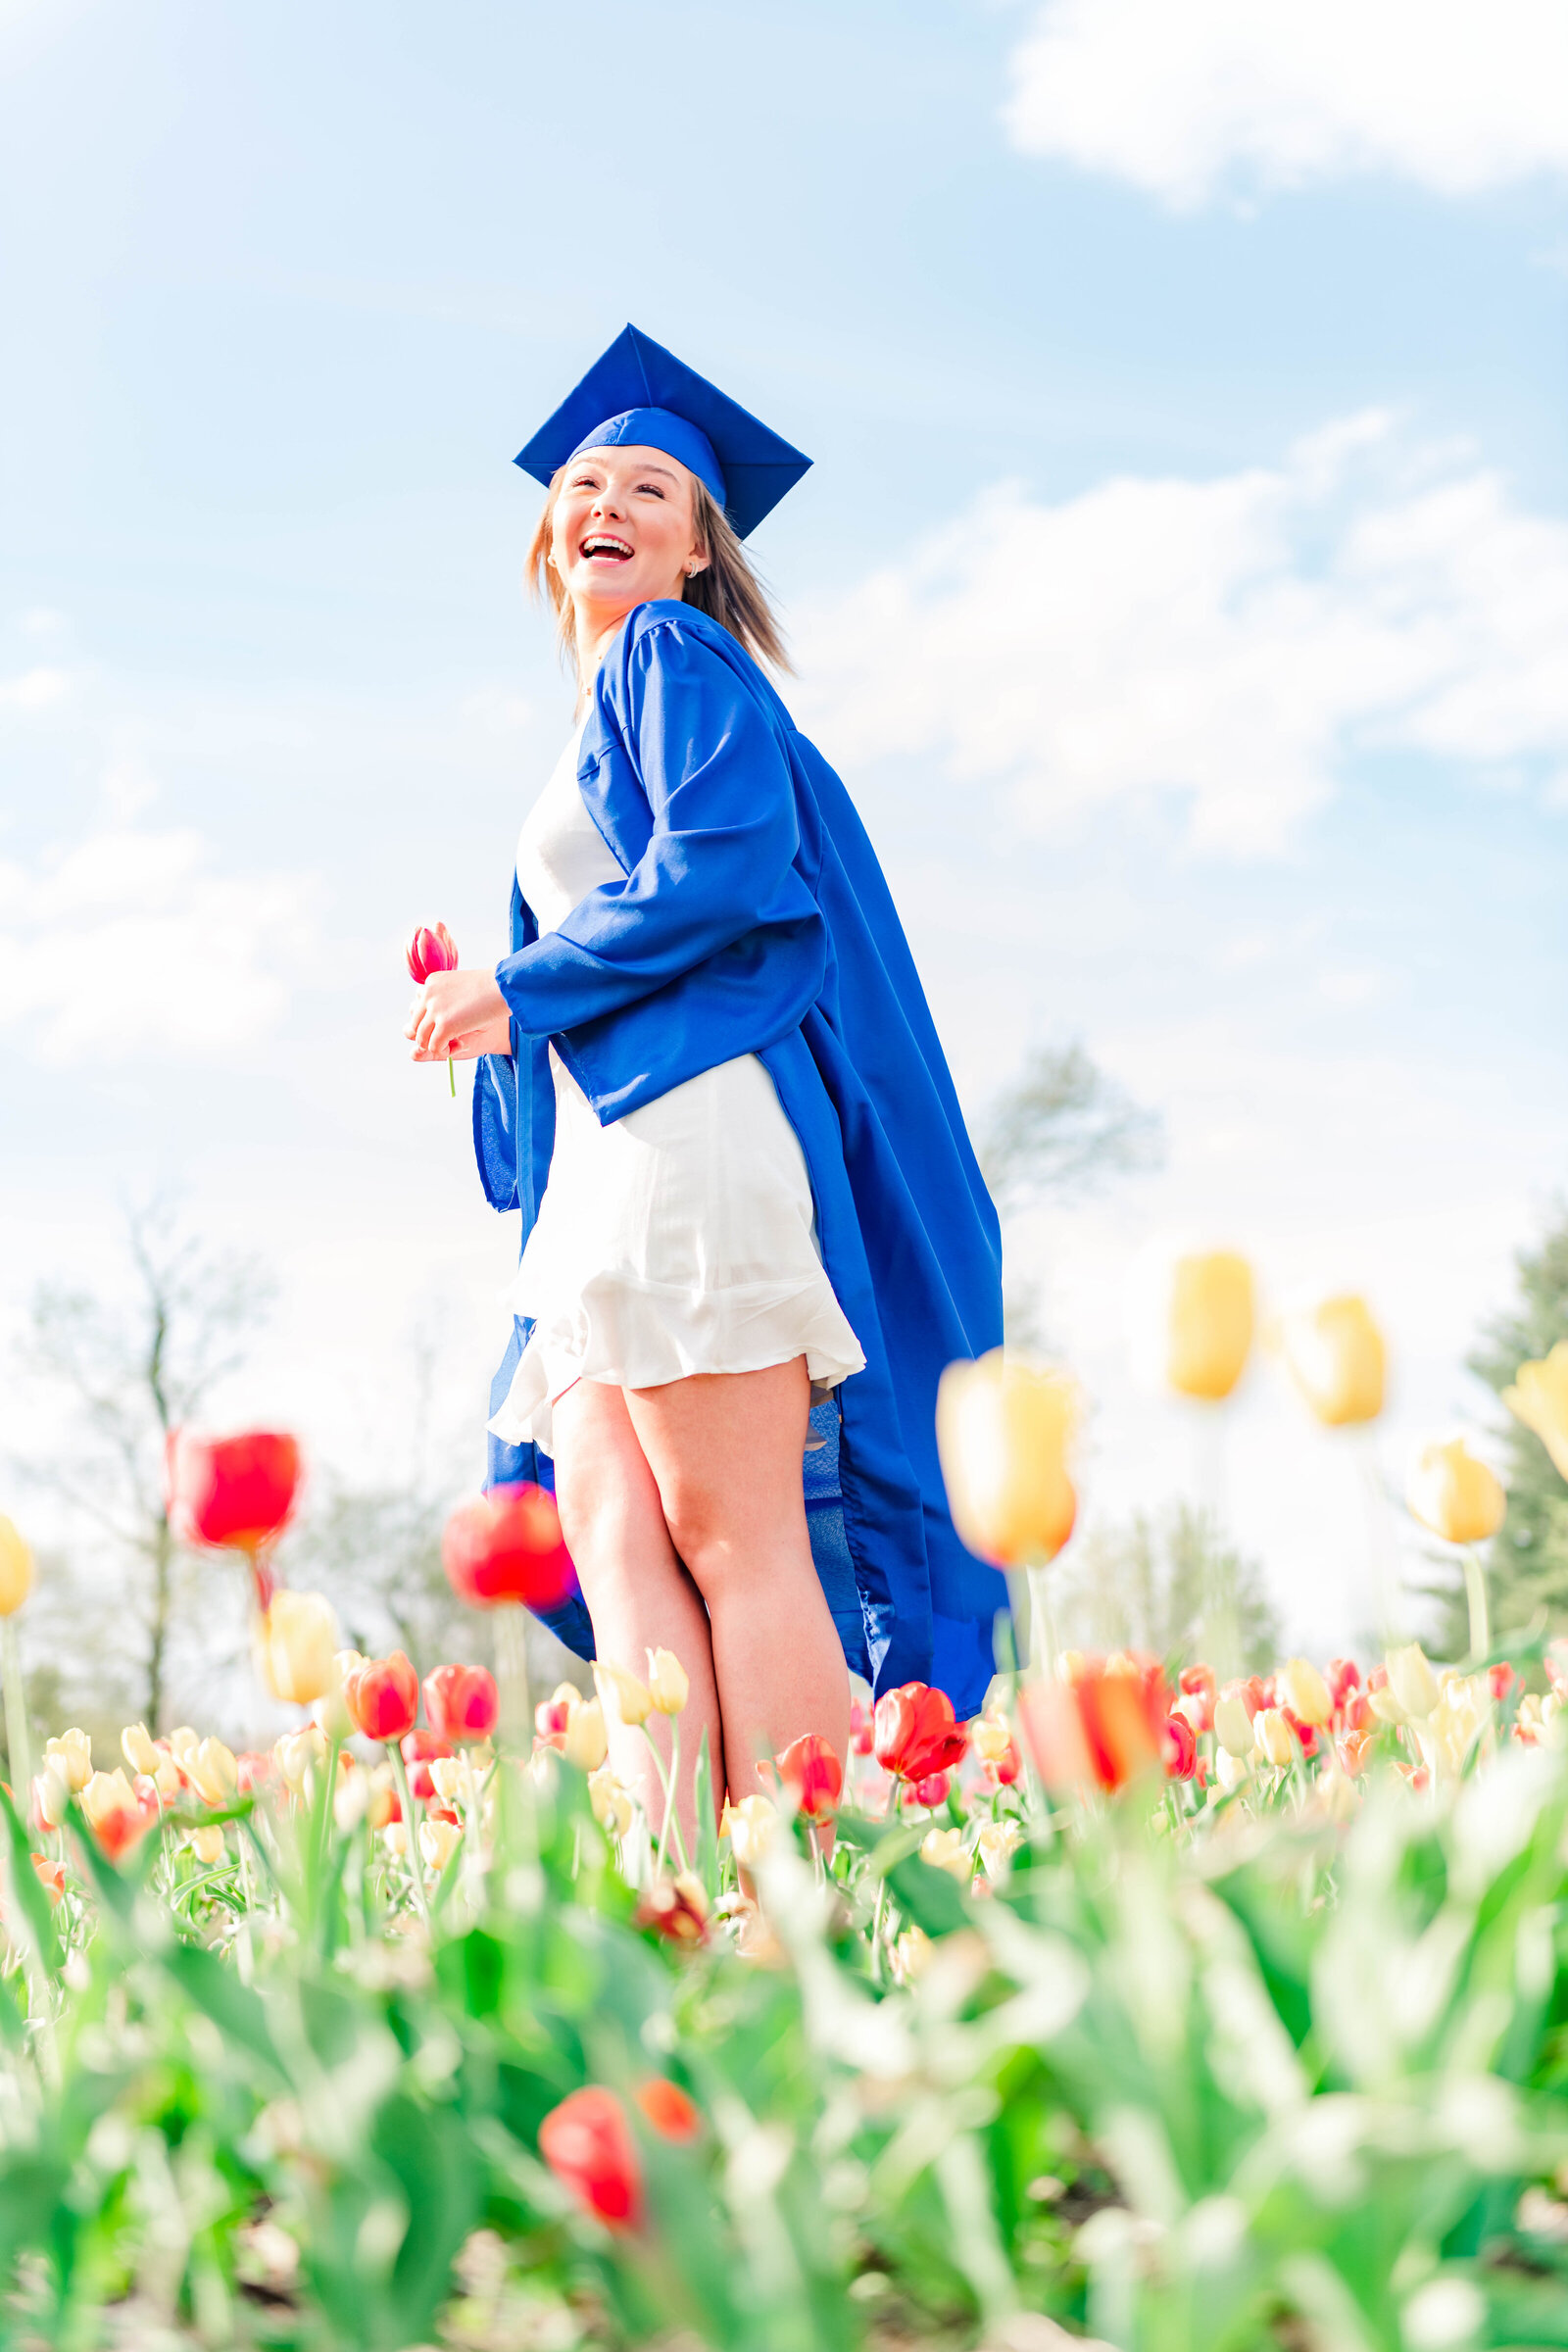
[18,1198,275,1730]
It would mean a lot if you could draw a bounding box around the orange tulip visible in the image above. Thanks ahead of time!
[80,1767,160,1861]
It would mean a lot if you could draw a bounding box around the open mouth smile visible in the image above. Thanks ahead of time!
[579,534,634,562]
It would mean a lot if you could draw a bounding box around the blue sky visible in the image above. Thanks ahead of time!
[4,0,1566,1666]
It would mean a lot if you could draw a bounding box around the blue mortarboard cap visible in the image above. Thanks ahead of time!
[514,323,810,540]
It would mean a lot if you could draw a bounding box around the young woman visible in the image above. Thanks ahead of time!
[406,325,1005,1829]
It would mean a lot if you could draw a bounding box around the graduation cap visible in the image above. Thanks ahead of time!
[514,323,810,540]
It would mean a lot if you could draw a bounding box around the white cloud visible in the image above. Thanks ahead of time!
[1004,0,1568,207]
[0,666,69,711]
[794,413,1568,855]
[0,823,321,1061]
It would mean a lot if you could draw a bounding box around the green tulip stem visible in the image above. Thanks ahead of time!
[387,1741,433,1936]
[447,1049,456,1098]
[1463,1546,1491,1668]
[0,1617,30,1807]
[871,1870,889,1985]
[654,1718,682,1881]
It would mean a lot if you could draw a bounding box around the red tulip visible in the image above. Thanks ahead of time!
[423,1663,499,1744]
[539,2086,643,2230]
[1177,1664,1217,1734]
[1019,1653,1170,1795]
[906,1769,953,1810]
[1326,1657,1361,1714]
[635,2077,702,2143]
[772,1734,843,1824]
[405,921,458,984]
[536,1689,575,1740]
[872,1683,969,1783]
[165,1430,301,1601]
[1489,1661,1517,1704]
[345,1651,418,1743]
[848,1698,874,1757]
[400,1727,454,1800]
[1281,1707,1320,1759]
[443,1484,577,1610]
[1162,1711,1198,1781]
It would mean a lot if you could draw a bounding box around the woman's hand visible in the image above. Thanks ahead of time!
[405,967,513,1063]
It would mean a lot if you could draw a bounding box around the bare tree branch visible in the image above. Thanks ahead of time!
[982,1041,1164,1214]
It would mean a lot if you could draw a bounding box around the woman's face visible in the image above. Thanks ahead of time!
[550,445,707,628]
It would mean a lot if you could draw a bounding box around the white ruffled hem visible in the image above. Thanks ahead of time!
[486,1267,866,1456]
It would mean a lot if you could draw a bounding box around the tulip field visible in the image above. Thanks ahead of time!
[3,1303,1568,2349]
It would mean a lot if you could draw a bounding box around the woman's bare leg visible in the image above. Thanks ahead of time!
[623,1358,851,1802]
[551,1378,722,1853]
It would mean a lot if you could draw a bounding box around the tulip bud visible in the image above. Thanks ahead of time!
[920,1825,970,1881]
[1161,1250,1259,1392]
[1177,1664,1217,1733]
[873,1682,969,1782]
[261,1592,340,1707]
[345,1650,419,1743]
[588,1762,633,1837]
[45,1728,92,1791]
[593,1661,654,1728]
[405,920,458,984]
[80,1766,160,1860]
[165,1429,301,1560]
[1213,1690,1255,1758]
[190,1824,226,1866]
[635,2077,702,2142]
[1338,1731,1372,1777]
[1254,1708,1296,1769]
[536,1683,579,1741]
[1162,1711,1198,1780]
[30,1762,70,1834]
[0,1515,34,1617]
[442,1483,576,1610]
[976,1818,1022,1879]
[423,1662,499,1744]
[561,1697,608,1774]
[1385,1642,1442,1723]
[934,1348,1078,1567]
[188,1737,238,1808]
[1277,1658,1333,1730]
[892,1925,933,1984]
[122,1724,161,1777]
[1281,1296,1386,1427]
[538,2086,643,2231]
[1214,1745,1249,1791]
[418,1816,462,1873]
[772,1733,843,1824]
[646,1647,689,1715]
[1406,1440,1506,1547]
[275,1725,327,1791]
[1502,1341,1568,1483]
[31,1853,65,1906]
[428,1754,466,1807]
[721,1792,778,1869]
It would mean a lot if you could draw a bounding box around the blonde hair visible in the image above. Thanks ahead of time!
[526,467,792,678]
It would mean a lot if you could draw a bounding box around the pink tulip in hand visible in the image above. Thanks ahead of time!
[406,922,460,1092]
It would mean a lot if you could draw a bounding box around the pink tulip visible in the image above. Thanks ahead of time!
[406,922,460,1094]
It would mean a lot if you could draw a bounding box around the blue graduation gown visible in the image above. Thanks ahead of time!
[471,602,1007,1715]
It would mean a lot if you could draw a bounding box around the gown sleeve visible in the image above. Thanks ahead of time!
[492,618,810,1039]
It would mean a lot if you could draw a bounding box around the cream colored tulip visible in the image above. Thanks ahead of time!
[920,1826,970,1881]
[1385,1642,1442,1723]
[46,1728,92,1791]
[593,1660,654,1728]
[892,1924,933,1984]
[418,1816,462,1872]
[429,1755,467,1807]
[646,1647,690,1715]
[190,1824,226,1866]
[1281,1296,1386,1427]
[261,1592,340,1706]
[1254,1708,1297,1769]
[934,1348,1078,1566]
[31,1760,70,1833]
[121,1724,161,1777]
[274,1725,326,1791]
[1427,1674,1490,1781]
[1213,1691,1255,1759]
[721,1792,777,1870]
[1406,1440,1506,1547]
[1503,1342,1568,1485]
[167,1726,199,1769]
[587,1762,633,1838]
[381,1820,410,1857]
[970,1711,1015,1766]
[976,1819,1022,1879]
[0,1516,34,1617]
[1165,1251,1254,1402]
[188,1738,237,1808]
[1214,1746,1250,1792]
[1277,1658,1333,1730]
[562,1696,609,1774]
[316,1648,368,1741]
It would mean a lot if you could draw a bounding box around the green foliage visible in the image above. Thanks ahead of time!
[1436,1200,1568,1655]
[1058,1502,1282,1678]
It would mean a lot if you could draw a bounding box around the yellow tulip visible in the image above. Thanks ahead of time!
[1280,1296,1386,1426]
[0,1516,34,1617]
[976,1819,1021,1879]
[188,1737,237,1808]
[418,1816,462,1873]
[1213,1691,1254,1758]
[588,1762,633,1838]
[1503,1341,1568,1484]
[1385,1642,1442,1723]
[260,1592,339,1706]
[970,1710,1015,1767]
[429,1755,466,1807]
[45,1728,92,1791]
[720,1792,778,1869]
[1406,1440,1506,1546]
[167,1727,199,1769]
[919,1826,970,1881]
[593,1660,654,1728]
[934,1348,1078,1566]
[562,1696,609,1774]
[1166,1252,1254,1402]
[646,1647,689,1715]
[274,1725,326,1790]
[1277,1658,1333,1730]
[190,1824,226,1866]
[1254,1708,1297,1769]
[121,1724,160,1777]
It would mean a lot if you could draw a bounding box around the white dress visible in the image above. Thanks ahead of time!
[486,719,865,1455]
